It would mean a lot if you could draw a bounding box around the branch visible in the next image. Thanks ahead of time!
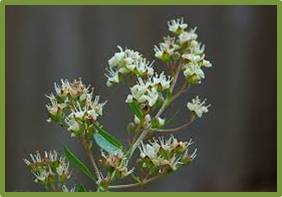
[127,63,184,159]
[153,115,195,133]
[155,64,182,118]
[171,82,189,103]
[128,129,149,159]
[108,174,162,189]
[81,138,103,181]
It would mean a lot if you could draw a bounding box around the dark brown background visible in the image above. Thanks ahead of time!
[6,5,276,191]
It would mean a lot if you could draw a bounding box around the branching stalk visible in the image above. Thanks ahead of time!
[154,115,195,133]
[81,138,103,181]
[108,174,162,189]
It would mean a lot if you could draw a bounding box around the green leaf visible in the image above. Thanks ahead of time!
[94,124,123,149]
[93,133,121,154]
[128,101,143,119]
[64,146,96,181]
[76,184,87,192]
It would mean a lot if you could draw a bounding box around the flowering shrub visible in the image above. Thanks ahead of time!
[24,18,212,192]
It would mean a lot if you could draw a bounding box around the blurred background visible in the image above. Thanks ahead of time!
[6,5,276,192]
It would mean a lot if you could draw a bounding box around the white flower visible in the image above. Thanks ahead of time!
[178,27,198,44]
[183,63,205,83]
[33,170,49,182]
[56,158,70,177]
[187,96,210,117]
[24,150,71,184]
[154,36,179,60]
[146,88,159,107]
[127,78,160,107]
[167,18,188,34]
[202,59,212,67]
[108,46,126,67]
[152,72,172,90]
[135,59,154,76]
[101,150,133,178]
[182,53,202,63]
[139,141,160,159]
[138,135,196,172]
[45,93,66,117]
[106,46,154,86]
[190,40,205,54]
[105,67,119,87]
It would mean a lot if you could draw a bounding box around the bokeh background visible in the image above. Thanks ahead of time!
[6,5,277,192]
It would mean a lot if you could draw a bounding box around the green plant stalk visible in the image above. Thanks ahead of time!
[127,62,183,161]
[108,174,162,189]
[81,138,103,182]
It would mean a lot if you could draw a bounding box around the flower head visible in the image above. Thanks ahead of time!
[183,63,205,84]
[178,27,198,44]
[106,46,154,87]
[187,96,210,118]
[100,151,134,178]
[138,135,196,175]
[24,150,71,185]
[46,79,106,139]
[154,36,180,62]
[167,18,188,34]
[126,78,159,107]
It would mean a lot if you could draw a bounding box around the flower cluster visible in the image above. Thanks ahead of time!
[100,151,134,179]
[46,79,106,139]
[138,135,197,175]
[154,18,212,84]
[24,150,71,187]
[187,96,211,118]
[105,46,154,87]
[125,73,172,108]
[154,36,180,62]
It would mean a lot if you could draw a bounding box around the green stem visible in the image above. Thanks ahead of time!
[81,138,103,182]
[108,174,162,189]
[153,115,195,133]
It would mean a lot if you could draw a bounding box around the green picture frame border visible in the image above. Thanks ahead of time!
[0,0,280,196]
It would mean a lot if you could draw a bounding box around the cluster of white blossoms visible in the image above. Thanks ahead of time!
[100,151,134,179]
[46,79,106,138]
[187,96,211,118]
[24,150,71,186]
[154,18,212,84]
[154,36,180,62]
[105,46,154,87]
[138,135,197,175]
[125,73,172,107]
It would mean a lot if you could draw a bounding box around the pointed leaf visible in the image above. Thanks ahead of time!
[94,124,123,149]
[64,146,96,181]
[93,133,121,154]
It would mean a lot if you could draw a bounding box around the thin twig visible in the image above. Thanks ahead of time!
[155,64,182,118]
[171,82,189,103]
[154,115,195,133]
[128,130,149,159]
[81,138,103,181]
[108,174,162,189]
